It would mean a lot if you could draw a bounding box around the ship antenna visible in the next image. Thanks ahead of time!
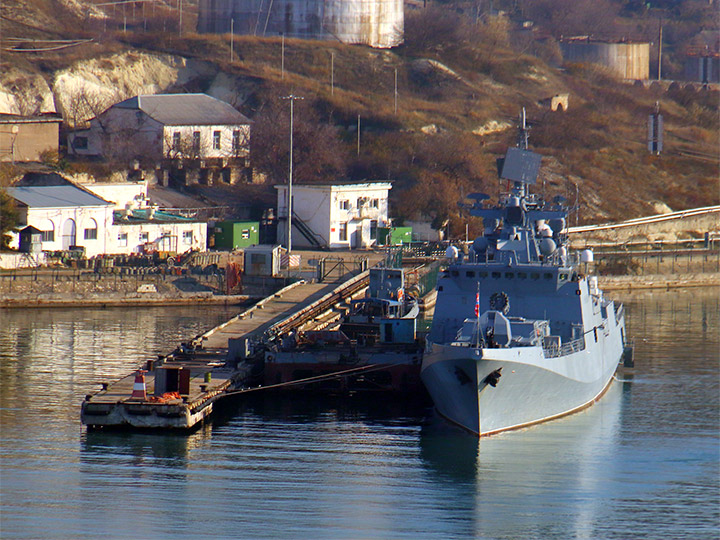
[518,107,529,150]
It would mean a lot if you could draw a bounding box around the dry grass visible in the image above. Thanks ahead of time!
[2,1,717,233]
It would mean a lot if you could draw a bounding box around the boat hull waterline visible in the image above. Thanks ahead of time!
[421,330,623,436]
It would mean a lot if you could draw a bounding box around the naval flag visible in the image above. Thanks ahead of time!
[474,290,480,318]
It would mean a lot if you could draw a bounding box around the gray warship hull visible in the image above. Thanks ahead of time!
[421,111,630,436]
[421,318,624,435]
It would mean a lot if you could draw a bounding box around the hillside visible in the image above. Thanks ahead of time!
[0,0,717,237]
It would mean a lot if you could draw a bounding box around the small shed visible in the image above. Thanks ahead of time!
[214,220,259,250]
[19,226,43,253]
[243,244,282,276]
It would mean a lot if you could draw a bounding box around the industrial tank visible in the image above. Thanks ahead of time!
[560,38,649,80]
[198,0,404,48]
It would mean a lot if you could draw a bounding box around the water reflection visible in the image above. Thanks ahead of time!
[419,381,625,539]
[0,289,717,540]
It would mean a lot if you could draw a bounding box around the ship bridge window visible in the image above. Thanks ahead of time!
[531,272,540,280]
[505,272,514,279]
[518,272,527,279]
[451,270,459,277]
[544,273,554,280]
[492,272,501,279]
[466,271,475,278]
[559,273,568,281]
[479,271,488,278]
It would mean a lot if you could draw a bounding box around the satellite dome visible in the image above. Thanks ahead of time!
[540,238,556,255]
[549,218,566,234]
[472,237,489,253]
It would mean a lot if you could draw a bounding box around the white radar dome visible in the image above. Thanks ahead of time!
[445,245,459,259]
[580,249,594,263]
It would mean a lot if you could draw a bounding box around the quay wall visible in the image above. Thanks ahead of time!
[0,271,251,308]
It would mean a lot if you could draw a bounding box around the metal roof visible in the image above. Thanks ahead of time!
[7,185,113,208]
[113,94,251,126]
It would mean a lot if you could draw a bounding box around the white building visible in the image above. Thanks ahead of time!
[7,184,207,256]
[275,181,392,249]
[7,185,115,257]
[68,93,251,162]
[82,181,148,211]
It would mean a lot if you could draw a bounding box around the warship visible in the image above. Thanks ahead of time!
[421,112,630,436]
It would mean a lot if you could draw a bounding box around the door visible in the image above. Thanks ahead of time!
[62,219,76,249]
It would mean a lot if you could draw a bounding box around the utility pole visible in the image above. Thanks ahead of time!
[282,94,304,253]
[331,52,334,95]
[657,19,663,81]
[394,68,398,114]
[357,114,360,156]
[230,19,234,62]
[178,0,183,36]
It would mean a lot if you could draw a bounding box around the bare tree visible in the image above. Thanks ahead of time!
[250,94,348,184]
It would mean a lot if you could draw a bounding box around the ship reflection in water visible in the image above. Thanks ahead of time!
[0,289,717,539]
[420,381,625,539]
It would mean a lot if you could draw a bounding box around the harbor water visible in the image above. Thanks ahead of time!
[1,288,718,539]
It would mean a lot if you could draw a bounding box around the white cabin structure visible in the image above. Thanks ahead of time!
[7,185,115,257]
[275,181,392,249]
[7,184,207,256]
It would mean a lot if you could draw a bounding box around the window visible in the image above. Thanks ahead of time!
[544,273,554,280]
[505,272,514,279]
[339,222,348,241]
[530,272,540,280]
[233,130,242,152]
[73,136,88,150]
[83,219,97,240]
[183,231,193,245]
[466,271,475,278]
[492,272,501,279]
[172,132,181,151]
[241,229,250,239]
[213,131,221,150]
[371,199,379,208]
[192,131,200,153]
[370,220,378,240]
[118,233,128,247]
[140,232,149,243]
[41,230,54,242]
[339,200,349,210]
[518,272,527,279]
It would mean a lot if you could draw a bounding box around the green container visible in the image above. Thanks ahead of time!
[377,226,412,246]
[214,221,260,250]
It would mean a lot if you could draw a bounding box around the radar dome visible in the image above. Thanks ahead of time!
[540,238,556,255]
[472,237,489,253]
[445,245,459,259]
[549,218,566,234]
[580,249,594,263]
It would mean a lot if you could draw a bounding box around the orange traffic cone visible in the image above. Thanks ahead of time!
[131,369,147,400]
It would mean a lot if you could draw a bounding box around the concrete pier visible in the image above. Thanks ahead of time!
[81,274,371,430]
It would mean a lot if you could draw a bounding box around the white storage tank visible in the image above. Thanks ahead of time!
[198,0,404,48]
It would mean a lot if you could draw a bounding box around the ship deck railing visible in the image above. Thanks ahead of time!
[543,337,586,358]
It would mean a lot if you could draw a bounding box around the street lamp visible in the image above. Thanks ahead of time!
[282,94,304,253]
